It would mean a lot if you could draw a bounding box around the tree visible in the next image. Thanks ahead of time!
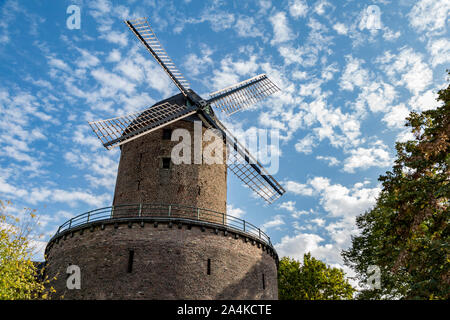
[278,253,355,300]
[0,200,53,299]
[342,73,449,300]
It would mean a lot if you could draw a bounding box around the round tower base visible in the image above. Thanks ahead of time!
[45,218,278,300]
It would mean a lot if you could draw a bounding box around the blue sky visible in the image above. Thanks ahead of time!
[0,0,448,279]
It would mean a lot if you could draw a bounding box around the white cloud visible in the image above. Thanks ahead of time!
[0,176,111,208]
[47,56,71,72]
[115,59,144,82]
[409,0,450,34]
[210,55,260,91]
[295,134,317,154]
[279,200,296,212]
[29,188,111,208]
[269,11,296,45]
[0,177,28,199]
[292,70,308,80]
[339,56,370,91]
[279,201,311,218]
[75,48,100,69]
[107,49,121,62]
[314,0,332,16]
[311,218,325,227]
[342,143,392,173]
[396,128,415,143]
[333,22,348,35]
[428,38,450,67]
[234,16,264,38]
[382,103,410,128]
[183,47,214,76]
[316,155,340,167]
[308,177,380,218]
[181,11,235,33]
[261,214,285,231]
[382,28,401,41]
[284,180,314,196]
[409,89,441,112]
[382,47,433,95]
[73,125,103,151]
[91,67,136,95]
[227,204,245,219]
[64,150,119,190]
[275,232,346,271]
[289,0,308,19]
[101,30,128,46]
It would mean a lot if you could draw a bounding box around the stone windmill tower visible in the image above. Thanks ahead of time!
[45,17,285,300]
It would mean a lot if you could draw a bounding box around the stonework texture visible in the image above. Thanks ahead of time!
[45,221,278,300]
[113,117,227,224]
[45,95,278,300]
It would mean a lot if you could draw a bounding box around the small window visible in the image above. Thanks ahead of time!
[262,273,265,290]
[162,128,172,140]
[207,259,211,275]
[127,250,134,273]
[162,157,171,169]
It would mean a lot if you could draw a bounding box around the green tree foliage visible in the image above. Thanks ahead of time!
[278,253,355,300]
[342,73,449,300]
[0,200,54,299]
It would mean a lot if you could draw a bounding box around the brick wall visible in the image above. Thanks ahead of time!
[45,221,278,300]
[113,117,227,224]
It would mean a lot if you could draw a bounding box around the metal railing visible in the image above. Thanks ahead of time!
[55,203,272,246]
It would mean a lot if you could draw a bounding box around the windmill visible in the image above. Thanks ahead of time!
[45,17,284,300]
[88,17,285,204]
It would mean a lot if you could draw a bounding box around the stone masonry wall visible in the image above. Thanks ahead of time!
[45,221,278,300]
[113,118,227,224]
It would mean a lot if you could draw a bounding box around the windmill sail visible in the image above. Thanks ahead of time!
[89,102,197,150]
[125,18,191,96]
[207,74,280,116]
[200,114,285,203]
[89,16,286,204]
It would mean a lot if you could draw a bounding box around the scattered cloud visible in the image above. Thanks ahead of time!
[288,0,308,19]
[316,155,340,167]
[333,22,348,35]
[409,0,450,35]
[269,11,296,44]
[261,214,285,231]
[227,204,245,219]
[342,142,392,173]
[283,180,314,196]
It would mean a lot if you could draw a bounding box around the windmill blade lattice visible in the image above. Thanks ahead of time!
[211,118,285,203]
[125,18,191,96]
[208,74,280,116]
[89,102,197,150]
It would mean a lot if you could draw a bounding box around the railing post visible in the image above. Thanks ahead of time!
[168,205,171,217]
[223,212,225,225]
[139,203,142,217]
[87,211,90,223]
[243,220,246,232]
[259,228,261,239]
[197,208,200,220]
[68,219,72,229]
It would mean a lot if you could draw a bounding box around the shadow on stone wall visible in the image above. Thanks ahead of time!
[217,258,278,300]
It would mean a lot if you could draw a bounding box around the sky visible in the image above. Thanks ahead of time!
[0,0,448,282]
